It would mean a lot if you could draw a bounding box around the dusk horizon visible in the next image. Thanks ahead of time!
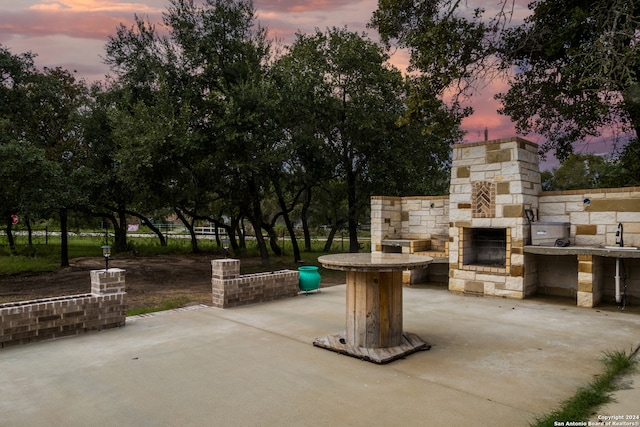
[2,0,626,170]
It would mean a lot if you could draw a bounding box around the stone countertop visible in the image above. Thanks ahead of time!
[318,253,433,272]
[524,245,640,258]
[381,239,429,247]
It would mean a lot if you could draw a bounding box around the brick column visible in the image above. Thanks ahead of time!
[212,259,240,279]
[212,259,240,308]
[91,269,126,295]
[90,269,126,331]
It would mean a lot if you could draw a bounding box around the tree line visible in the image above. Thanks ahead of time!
[2,0,638,266]
[0,0,458,266]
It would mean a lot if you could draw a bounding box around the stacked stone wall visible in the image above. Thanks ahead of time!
[0,269,126,348]
[371,196,449,254]
[538,187,640,247]
[371,195,450,284]
[211,259,299,308]
[399,196,450,242]
[371,196,402,248]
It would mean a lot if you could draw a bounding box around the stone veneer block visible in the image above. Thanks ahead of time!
[450,269,477,280]
[510,265,524,277]
[590,212,618,224]
[476,273,506,283]
[587,198,640,212]
[622,223,640,233]
[456,145,487,160]
[502,205,523,217]
[578,277,592,294]
[493,288,524,299]
[578,261,592,274]
[486,142,502,151]
[577,291,594,308]
[503,276,523,291]
[464,281,484,294]
[486,149,511,163]
[456,166,470,178]
[497,182,511,195]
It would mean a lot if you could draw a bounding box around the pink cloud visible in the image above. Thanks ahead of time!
[258,0,355,13]
[0,9,162,41]
[1,11,123,40]
[459,77,514,141]
[29,0,161,13]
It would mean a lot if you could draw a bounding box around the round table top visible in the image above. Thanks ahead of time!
[317,253,433,272]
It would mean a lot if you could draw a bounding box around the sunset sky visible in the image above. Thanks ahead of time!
[0,0,584,169]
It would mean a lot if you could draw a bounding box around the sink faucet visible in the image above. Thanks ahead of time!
[616,223,624,247]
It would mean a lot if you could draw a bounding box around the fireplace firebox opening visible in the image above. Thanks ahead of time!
[462,228,508,268]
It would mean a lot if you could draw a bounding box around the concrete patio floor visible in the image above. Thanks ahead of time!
[1,285,639,426]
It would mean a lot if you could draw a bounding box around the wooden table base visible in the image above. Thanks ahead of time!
[346,270,403,348]
[315,254,433,364]
[313,332,430,364]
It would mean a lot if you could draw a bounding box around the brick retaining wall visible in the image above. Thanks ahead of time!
[211,259,299,308]
[0,269,126,348]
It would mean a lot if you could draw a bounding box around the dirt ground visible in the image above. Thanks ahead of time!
[2,254,637,317]
[0,254,343,310]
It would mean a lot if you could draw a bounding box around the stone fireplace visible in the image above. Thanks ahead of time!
[371,136,640,307]
[448,138,540,298]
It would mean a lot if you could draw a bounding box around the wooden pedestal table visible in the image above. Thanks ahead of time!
[314,253,433,364]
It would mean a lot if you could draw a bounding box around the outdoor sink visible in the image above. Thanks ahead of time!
[603,246,639,250]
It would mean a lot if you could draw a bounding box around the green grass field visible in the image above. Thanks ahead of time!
[0,231,364,277]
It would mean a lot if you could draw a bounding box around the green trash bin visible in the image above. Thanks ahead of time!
[298,266,321,294]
